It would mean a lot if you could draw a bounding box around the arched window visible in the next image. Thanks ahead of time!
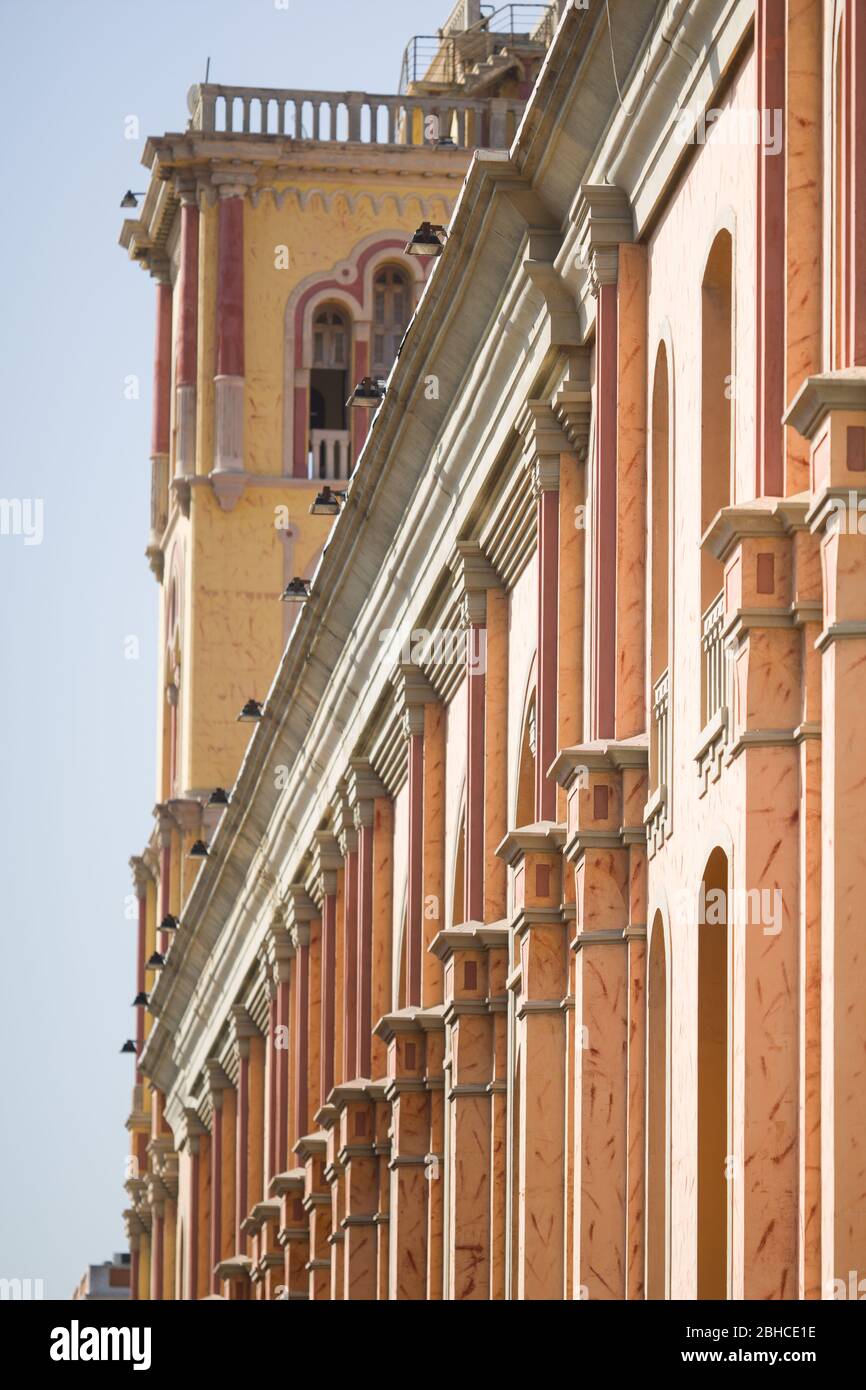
[646,912,668,1298]
[700,231,733,726]
[515,696,536,828]
[650,343,671,793]
[697,847,729,1300]
[371,265,410,376]
[312,306,349,368]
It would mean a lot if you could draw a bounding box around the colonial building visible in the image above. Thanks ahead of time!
[120,0,866,1301]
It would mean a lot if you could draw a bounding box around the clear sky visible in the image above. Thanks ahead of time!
[0,0,448,1300]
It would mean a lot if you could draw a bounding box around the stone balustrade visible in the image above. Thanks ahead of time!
[187,83,524,149]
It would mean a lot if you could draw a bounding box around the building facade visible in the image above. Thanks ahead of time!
[120,0,866,1301]
[72,1255,132,1301]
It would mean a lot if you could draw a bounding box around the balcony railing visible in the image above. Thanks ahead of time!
[309,429,351,481]
[399,4,556,94]
[187,83,524,149]
[701,591,726,726]
[652,668,670,795]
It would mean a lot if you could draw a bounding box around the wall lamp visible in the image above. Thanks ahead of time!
[309,486,346,517]
[120,1040,137,1055]
[146,951,165,970]
[281,576,311,603]
[188,839,209,860]
[132,992,149,1007]
[237,698,263,722]
[347,376,385,409]
[120,190,146,209]
[404,221,447,256]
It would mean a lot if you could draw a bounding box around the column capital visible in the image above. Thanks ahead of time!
[552,360,593,463]
[153,803,177,845]
[210,167,258,199]
[205,1059,233,1098]
[330,786,358,856]
[230,1005,261,1060]
[284,885,318,949]
[390,663,438,738]
[306,831,342,904]
[129,854,152,899]
[448,541,500,625]
[574,183,634,295]
[517,399,571,492]
[346,758,388,828]
[165,796,203,835]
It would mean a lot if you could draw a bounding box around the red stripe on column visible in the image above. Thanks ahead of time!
[188,1146,200,1300]
[357,821,374,1076]
[465,630,485,920]
[236,1054,249,1249]
[342,850,359,1078]
[176,202,199,386]
[276,977,290,1167]
[595,281,618,739]
[216,197,244,378]
[321,894,337,1101]
[295,943,310,1136]
[536,489,559,820]
[851,1,866,365]
[151,281,172,457]
[756,0,785,495]
[210,1098,222,1293]
[407,732,424,1006]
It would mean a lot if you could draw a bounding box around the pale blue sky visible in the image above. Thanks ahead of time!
[0,0,447,1300]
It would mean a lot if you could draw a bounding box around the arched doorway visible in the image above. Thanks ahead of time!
[697,847,729,1299]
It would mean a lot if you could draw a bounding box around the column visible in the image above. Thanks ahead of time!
[575,186,634,739]
[377,1009,429,1300]
[432,924,507,1300]
[231,1006,264,1255]
[498,829,567,1299]
[308,832,342,1108]
[174,180,199,495]
[332,791,359,1082]
[206,1062,235,1295]
[786,373,866,1296]
[391,666,439,1005]
[286,888,318,1141]
[211,173,251,510]
[554,742,649,1300]
[615,243,647,739]
[147,264,171,577]
[756,0,786,497]
[347,761,388,1078]
[517,407,570,817]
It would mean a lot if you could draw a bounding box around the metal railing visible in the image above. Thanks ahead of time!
[701,591,726,726]
[187,83,524,149]
[309,429,351,481]
[399,4,556,93]
[652,667,670,793]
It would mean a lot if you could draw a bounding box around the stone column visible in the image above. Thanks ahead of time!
[377,1008,429,1299]
[273,1170,309,1300]
[286,888,318,1142]
[615,243,647,739]
[498,828,568,1300]
[332,1082,379,1299]
[756,0,786,497]
[553,741,649,1300]
[575,185,634,739]
[786,371,866,1296]
[346,761,388,1078]
[449,544,502,917]
[517,407,569,819]
[553,365,592,815]
[147,263,172,578]
[173,179,199,504]
[154,805,175,954]
[210,172,253,510]
[432,923,508,1299]
[307,832,342,1107]
[206,1062,235,1295]
[179,1107,208,1301]
[391,665,439,1006]
[296,1131,331,1299]
[332,789,359,1082]
[129,856,150,1074]
[231,1006,264,1256]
